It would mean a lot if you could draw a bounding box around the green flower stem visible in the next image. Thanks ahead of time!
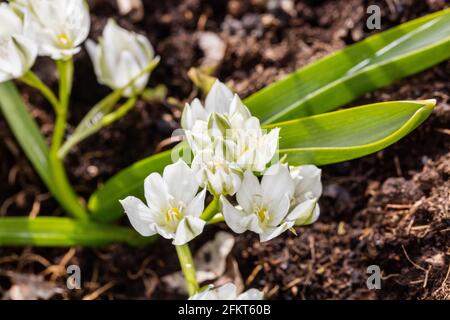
[201,196,220,221]
[51,59,73,154]
[58,96,138,159]
[47,58,88,221]
[207,213,224,224]
[48,153,89,221]
[56,56,161,159]
[20,71,59,113]
[176,244,199,297]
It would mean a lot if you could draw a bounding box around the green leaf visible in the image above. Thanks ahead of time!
[245,8,450,123]
[269,100,435,166]
[0,217,155,247]
[0,82,52,186]
[88,148,177,222]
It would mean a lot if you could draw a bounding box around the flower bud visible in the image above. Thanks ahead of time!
[86,19,155,97]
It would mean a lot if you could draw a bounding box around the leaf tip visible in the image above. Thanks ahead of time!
[417,99,437,110]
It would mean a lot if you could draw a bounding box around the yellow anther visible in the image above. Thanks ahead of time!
[257,207,268,223]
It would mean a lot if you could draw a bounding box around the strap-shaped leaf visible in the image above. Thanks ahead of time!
[0,82,52,186]
[245,8,450,123]
[270,100,435,165]
[0,217,155,247]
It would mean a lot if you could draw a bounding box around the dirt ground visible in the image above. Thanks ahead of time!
[0,0,449,300]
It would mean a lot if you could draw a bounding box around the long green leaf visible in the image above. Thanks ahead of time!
[0,82,52,186]
[269,100,435,165]
[245,8,450,123]
[0,217,155,247]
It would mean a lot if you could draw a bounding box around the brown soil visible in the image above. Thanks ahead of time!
[0,0,449,300]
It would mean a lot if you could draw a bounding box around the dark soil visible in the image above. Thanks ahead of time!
[0,0,449,300]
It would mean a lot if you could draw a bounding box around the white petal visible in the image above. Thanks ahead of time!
[236,170,261,213]
[189,284,237,300]
[172,216,206,245]
[266,194,291,227]
[259,221,295,242]
[205,79,233,114]
[153,224,175,240]
[144,173,170,212]
[221,196,247,234]
[229,94,251,120]
[237,289,264,300]
[185,188,206,218]
[119,196,158,237]
[212,283,238,299]
[163,160,199,205]
[287,199,320,226]
[261,164,294,204]
[291,165,323,200]
[0,3,23,34]
[221,196,262,234]
[181,103,193,131]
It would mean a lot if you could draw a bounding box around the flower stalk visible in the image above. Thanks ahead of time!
[51,59,73,154]
[47,58,88,221]
[201,196,220,221]
[20,71,59,112]
[175,243,199,297]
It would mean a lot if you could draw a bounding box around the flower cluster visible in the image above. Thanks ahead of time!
[1,0,155,96]
[121,80,322,245]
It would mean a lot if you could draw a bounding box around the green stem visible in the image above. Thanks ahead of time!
[175,244,199,297]
[48,153,89,221]
[201,196,220,221]
[46,59,88,221]
[207,213,224,224]
[58,96,138,159]
[20,71,59,112]
[51,59,73,154]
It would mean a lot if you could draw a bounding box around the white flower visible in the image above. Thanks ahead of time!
[225,117,279,172]
[191,142,242,196]
[289,165,322,225]
[189,283,263,300]
[0,3,37,82]
[221,163,322,242]
[120,160,207,246]
[182,80,279,195]
[181,80,251,131]
[18,0,90,60]
[86,19,155,97]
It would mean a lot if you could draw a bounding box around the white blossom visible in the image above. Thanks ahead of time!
[120,160,206,246]
[221,163,321,242]
[289,165,322,225]
[17,0,90,60]
[189,283,263,300]
[182,80,279,195]
[181,80,251,131]
[0,3,37,82]
[191,141,242,196]
[86,19,155,97]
